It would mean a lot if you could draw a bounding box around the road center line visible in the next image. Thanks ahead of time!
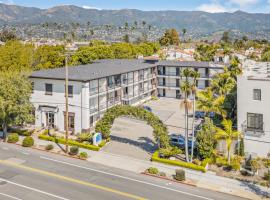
[0,160,146,200]
[40,156,214,200]
[0,192,23,200]
[0,178,69,200]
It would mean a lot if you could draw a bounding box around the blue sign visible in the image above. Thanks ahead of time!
[93,132,102,146]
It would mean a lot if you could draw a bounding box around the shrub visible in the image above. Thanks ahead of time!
[159,172,166,177]
[42,130,49,135]
[151,96,159,101]
[175,169,185,181]
[38,134,100,151]
[216,157,227,167]
[147,167,159,175]
[263,172,270,181]
[45,144,54,151]
[69,146,79,156]
[250,159,261,174]
[11,129,32,136]
[79,152,88,159]
[98,140,107,148]
[159,147,181,158]
[22,136,34,147]
[76,133,92,143]
[151,151,206,172]
[95,105,170,148]
[262,159,270,168]
[192,159,201,166]
[7,133,19,143]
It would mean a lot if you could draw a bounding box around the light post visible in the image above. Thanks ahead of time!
[65,55,69,154]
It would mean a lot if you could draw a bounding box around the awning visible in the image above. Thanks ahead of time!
[38,105,59,113]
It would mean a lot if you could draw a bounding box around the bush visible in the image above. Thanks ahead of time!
[250,159,261,174]
[262,159,270,168]
[69,146,79,156]
[22,136,34,147]
[79,152,88,159]
[98,140,107,148]
[192,159,201,166]
[175,169,185,181]
[263,172,270,181]
[7,133,19,143]
[76,133,92,143]
[151,151,206,172]
[147,167,159,175]
[159,172,166,177]
[38,134,100,151]
[11,129,32,136]
[45,144,54,151]
[159,147,181,158]
[216,157,227,167]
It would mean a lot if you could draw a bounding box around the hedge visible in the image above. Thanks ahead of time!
[38,134,100,151]
[151,151,207,173]
[95,105,170,148]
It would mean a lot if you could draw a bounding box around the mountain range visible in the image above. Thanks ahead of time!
[1,3,270,39]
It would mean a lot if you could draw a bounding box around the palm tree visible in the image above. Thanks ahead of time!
[215,119,241,164]
[180,68,192,162]
[182,28,187,42]
[197,88,227,118]
[190,70,200,161]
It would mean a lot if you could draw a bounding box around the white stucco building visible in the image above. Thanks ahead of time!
[30,59,223,134]
[237,61,270,157]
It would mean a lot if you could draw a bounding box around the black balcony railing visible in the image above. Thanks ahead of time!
[242,121,265,137]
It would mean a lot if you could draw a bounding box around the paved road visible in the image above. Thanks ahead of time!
[0,142,246,200]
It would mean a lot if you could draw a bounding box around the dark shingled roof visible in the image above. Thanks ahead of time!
[30,59,220,82]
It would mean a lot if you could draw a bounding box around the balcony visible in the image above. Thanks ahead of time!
[107,96,121,107]
[90,106,98,114]
[158,83,179,88]
[122,94,134,100]
[242,121,265,137]
[99,103,107,111]
[158,71,180,77]
[89,87,99,96]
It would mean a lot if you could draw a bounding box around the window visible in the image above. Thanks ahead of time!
[65,85,73,97]
[45,84,53,95]
[253,89,261,101]
[247,113,263,131]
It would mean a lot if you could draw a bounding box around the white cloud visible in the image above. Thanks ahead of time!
[197,3,228,13]
[82,5,101,10]
[229,0,259,7]
[0,0,14,5]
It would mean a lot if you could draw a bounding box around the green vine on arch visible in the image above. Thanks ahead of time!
[95,105,170,149]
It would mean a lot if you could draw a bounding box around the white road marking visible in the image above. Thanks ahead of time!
[0,178,71,200]
[0,192,23,200]
[40,156,214,200]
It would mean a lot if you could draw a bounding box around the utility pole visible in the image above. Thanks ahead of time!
[65,55,69,154]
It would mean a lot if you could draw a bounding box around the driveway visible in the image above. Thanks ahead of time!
[144,97,200,135]
[101,117,157,160]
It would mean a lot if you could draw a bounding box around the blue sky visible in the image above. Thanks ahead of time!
[1,0,270,13]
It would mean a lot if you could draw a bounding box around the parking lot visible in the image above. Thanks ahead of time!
[102,98,198,160]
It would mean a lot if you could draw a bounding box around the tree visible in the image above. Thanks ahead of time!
[33,45,65,70]
[182,28,187,42]
[142,21,146,26]
[215,119,241,164]
[123,34,130,43]
[194,44,217,61]
[196,118,217,159]
[190,70,200,161]
[159,29,180,46]
[0,40,34,72]
[0,30,17,42]
[197,88,226,118]
[221,31,231,43]
[180,68,193,162]
[0,72,33,141]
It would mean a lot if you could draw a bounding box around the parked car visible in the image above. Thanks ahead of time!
[169,134,195,149]
[195,111,215,119]
[143,106,152,112]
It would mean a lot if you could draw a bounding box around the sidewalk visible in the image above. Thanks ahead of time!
[33,136,270,199]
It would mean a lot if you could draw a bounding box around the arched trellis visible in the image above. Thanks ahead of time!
[95,105,170,148]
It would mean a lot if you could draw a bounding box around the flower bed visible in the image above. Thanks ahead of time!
[151,151,207,173]
[38,134,100,151]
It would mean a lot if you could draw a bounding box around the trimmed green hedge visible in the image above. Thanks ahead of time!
[151,151,207,173]
[38,134,100,151]
[95,105,170,148]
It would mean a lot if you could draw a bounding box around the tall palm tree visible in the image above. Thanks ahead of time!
[215,119,241,164]
[190,70,200,162]
[197,88,227,118]
[180,68,192,162]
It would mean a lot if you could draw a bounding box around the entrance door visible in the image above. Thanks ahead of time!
[46,112,55,128]
[64,112,75,133]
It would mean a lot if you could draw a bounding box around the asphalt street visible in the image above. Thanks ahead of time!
[0,142,246,200]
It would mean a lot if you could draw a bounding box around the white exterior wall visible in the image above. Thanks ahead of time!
[31,78,86,134]
[237,76,270,157]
